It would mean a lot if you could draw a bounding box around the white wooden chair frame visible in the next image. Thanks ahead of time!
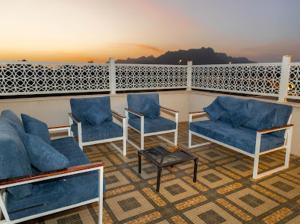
[125,106,179,150]
[68,111,127,156]
[188,111,293,179]
[0,126,104,224]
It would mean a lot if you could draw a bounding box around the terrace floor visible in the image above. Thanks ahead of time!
[29,123,300,224]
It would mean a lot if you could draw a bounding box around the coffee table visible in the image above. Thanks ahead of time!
[138,145,198,192]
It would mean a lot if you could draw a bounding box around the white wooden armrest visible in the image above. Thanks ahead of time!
[48,125,70,133]
[160,106,179,114]
[188,111,208,122]
[257,124,294,134]
[125,108,144,118]
[0,162,103,189]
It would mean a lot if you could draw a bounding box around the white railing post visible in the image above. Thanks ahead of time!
[187,61,193,91]
[278,55,291,102]
[109,58,116,94]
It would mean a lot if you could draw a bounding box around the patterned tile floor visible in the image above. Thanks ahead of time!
[30,123,300,224]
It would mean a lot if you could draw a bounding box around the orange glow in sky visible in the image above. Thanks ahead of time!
[0,0,299,62]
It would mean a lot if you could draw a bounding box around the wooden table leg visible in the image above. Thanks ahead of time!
[193,158,198,182]
[156,167,162,192]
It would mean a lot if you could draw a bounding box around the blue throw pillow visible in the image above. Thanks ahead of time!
[143,100,160,119]
[203,100,226,121]
[1,110,26,140]
[0,120,33,199]
[84,107,111,125]
[21,114,51,144]
[24,134,69,172]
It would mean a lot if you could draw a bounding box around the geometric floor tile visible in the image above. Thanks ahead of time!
[105,171,130,189]
[133,163,170,179]
[30,123,300,224]
[159,179,198,203]
[226,188,278,216]
[288,166,300,179]
[184,202,241,224]
[259,176,300,199]
[105,191,154,221]
[199,169,233,188]
[196,148,229,162]
[223,160,253,177]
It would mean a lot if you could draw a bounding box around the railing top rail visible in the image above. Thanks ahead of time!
[192,62,282,67]
[291,62,300,66]
[116,63,187,68]
[0,61,108,66]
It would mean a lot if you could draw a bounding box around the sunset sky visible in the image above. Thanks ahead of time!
[0,0,299,63]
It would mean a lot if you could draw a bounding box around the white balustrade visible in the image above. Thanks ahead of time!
[0,58,300,101]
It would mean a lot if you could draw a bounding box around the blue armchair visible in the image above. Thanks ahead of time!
[69,96,127,156]
[125,93,179,150]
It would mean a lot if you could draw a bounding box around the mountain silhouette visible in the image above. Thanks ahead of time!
[116,47,253,65]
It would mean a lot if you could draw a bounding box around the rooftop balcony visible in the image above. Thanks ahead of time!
[0,56,300,223]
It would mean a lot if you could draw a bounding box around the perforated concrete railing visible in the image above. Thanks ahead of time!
[0,57,299,101]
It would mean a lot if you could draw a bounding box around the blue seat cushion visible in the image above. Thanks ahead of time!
[0,110,26,140]
[129,117,176,133]
[190,120,284,154]
[21,114,51,144]
[71,121,123,142]
[127,93,160,119]
[0,119,33,199]
[24,134,69,172]
[7,137,102,220]
[70,96,112,125]
[6,171,99,220]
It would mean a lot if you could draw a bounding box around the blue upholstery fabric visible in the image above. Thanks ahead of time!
[84,106,111,125]
[71,121,123,142]
[203,99,226,121]
[243,100,292,137]
[129,117,176,133]
[0,110,26,140]
[70,97,112,125]
[0,119,32,199]
[190,120,285,154]
[217,96,250,126]
[21,114,51,144]
[24,134,69,172]
[127,93,160,119]
[6,137,101,220]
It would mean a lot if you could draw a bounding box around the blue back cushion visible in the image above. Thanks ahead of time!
[127,93,160,119]
[243,100,292,137]
[0,120,32,199]
[1,110,25,140]
[84,107,112,126]
[70,97,112,125]
[217,96,250,126]
[21,114,51,144]
[23,134,69,172]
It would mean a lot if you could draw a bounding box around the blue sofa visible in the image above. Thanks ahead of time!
[0,110,104,223]
[189,96,293,179]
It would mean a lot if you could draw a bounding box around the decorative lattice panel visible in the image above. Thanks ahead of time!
[288,63,300,99]
[115,64,187,90]
[0,63,110,96]
[192,63,282,96]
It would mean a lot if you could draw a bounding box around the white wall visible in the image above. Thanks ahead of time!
[0,91,189,127]
[0,90,299,156]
